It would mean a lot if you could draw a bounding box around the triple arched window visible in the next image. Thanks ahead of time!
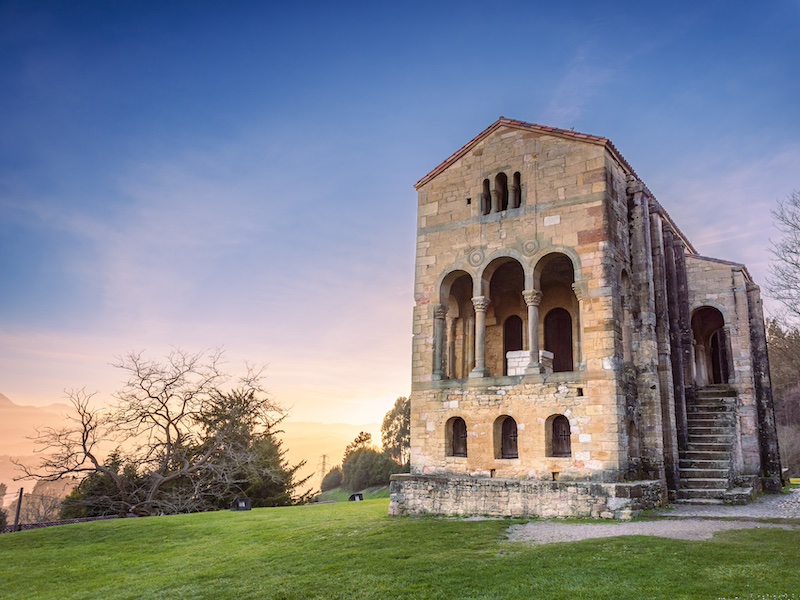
[445,414,572,460]
[480,172,522,215]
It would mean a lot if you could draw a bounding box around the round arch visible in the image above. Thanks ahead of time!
[436,268,477,307]
[691,305,731,385]
[477,251,528,297]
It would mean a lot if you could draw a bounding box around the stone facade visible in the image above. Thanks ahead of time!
[389,118,782,519]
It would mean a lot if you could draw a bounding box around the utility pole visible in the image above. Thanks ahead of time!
[13,487,23,532]
[319,454,328,488]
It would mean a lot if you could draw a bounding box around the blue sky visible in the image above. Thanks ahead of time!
[1,0,798,423]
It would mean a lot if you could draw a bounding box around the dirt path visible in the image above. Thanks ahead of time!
[505,488,800,545]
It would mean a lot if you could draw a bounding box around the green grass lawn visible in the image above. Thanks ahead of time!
[1,499,798,599]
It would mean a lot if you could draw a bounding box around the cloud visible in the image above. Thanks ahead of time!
[653,141,800,314]
[541,44,617,127]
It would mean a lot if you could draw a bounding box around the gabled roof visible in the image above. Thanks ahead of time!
[414,117,638,190]
[687,254,752,281]
[414,117,699,255]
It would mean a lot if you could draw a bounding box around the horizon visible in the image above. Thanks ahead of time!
[2,1,799,424]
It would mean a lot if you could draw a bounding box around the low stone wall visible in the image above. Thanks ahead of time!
[389,473,664,520]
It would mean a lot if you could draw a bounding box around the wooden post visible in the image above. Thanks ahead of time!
[13,487,23,532]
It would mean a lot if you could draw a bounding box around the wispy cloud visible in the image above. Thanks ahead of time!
[541,44,617,127]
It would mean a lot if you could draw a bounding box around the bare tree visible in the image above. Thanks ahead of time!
[16,348,286,516]
[769,190,800,324]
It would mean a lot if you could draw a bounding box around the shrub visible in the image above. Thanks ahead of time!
[0,508,8,531]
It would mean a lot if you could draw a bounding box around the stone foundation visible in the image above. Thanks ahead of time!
[389,473,664,520]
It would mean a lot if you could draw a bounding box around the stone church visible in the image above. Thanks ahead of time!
[389,118,782,519]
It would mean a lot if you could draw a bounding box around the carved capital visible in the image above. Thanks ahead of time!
[626,174,643,196]
[571,282,587,301]
[471,296,490,312]
[523,289,543,307]
[433,304,447,320]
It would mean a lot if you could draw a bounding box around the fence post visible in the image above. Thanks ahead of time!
[13,487,23,532]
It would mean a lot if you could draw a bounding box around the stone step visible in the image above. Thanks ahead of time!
[679,467,730,479]
[679,458,730,470]
[695,387,738,398]
[686,414,735,423]
[687,405,734,414]
[686,416,732,425]
[673,497,725,506]
[686,418,735,428]
[688,435,735,444]
[689,427,735,438]
[676,487,726,500]
[690,401,736,410]
[679,477,730,489]
[689,394,736,404]
[681,450,731,461]
[686,442,732,452]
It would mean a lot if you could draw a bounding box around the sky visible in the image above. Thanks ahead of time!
[1,0,799,425]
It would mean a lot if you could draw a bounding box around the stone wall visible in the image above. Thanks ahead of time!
[411,375,625,481]
[389,473,664,520]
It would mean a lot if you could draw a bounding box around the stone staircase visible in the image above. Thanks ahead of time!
[677,387,746,505]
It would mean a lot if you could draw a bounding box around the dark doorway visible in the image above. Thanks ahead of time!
[552,416,571,457]
[503,315,523,375]
[544,308,573,372]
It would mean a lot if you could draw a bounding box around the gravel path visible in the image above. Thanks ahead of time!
[505,489,800,545]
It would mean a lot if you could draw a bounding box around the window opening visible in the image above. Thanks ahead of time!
[451,417,467,457]
[500,416,518,459]
[495,172,509,211]
[511,172,521,208]
[552,415,571,457]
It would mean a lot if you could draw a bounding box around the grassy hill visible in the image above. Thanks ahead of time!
[1,499,799,599]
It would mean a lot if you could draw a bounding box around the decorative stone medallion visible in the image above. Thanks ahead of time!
[522,239,539,256]
[468,249,484,267]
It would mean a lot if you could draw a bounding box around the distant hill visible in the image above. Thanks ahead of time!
[0,394,73,456]
[0,392,380,500]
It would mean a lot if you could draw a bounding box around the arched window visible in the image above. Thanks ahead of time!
[481,179,491,215]
[544,308,574,372]
[503,315,523,375]
[551,415,571,457]
[495,172,509,211]
[495,415,518,459]
[511,172,521,208]
[446,417,467,457]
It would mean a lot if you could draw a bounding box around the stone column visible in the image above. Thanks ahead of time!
[432,304,447,381]
[523,289,543,374]
[469,296,490,378]
[510,182,520,209]
[722,325,735,384]
[465,315,475,373]
[490,189,500,213]
[571,281,587,368]
[695,343,707,386]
